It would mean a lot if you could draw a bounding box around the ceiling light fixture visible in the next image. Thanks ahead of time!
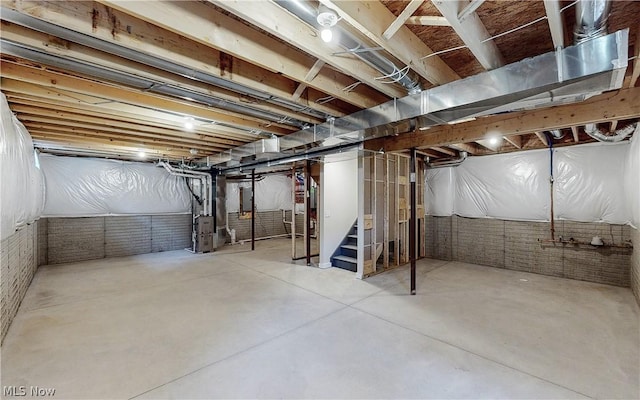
[184,117,195,131]
[488,136,500,146]
[317,5,338,43]
[138,150,147,159]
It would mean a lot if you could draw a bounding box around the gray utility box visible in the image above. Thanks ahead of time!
[195,215,215,253]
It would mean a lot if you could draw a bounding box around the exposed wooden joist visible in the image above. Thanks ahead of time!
[448,142,477,154]
[208,0,406,98]
[430,146,456,156]
[610,120,619,132]
[382,0,424,39]
[630,25,640,88]
[292,60,326,102]
[405,16,450,26]
[1,21,327,126]
[32,138,191,159]
[366,87,640,151]
[503,135,522,149]
[458,0,485,21]
[2,86,258,141]
[1,61,293,135]
[320,0,460,85]
[543,0,564,49]
[431,0,505,70]
[571,126,580,142]
[534,132,549,146]
[6,0,384,110]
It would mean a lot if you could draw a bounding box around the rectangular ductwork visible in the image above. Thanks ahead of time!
[254,137,280,158]
[216,29,628,171]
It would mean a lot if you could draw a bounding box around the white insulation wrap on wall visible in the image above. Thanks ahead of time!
[554,143,630,223]
[40,155,191,216]
[226,174,292,213]
[0,92,45,240]
[425,142,633,224]
[625,134,640,228]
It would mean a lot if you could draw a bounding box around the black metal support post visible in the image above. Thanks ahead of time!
[305,160,311,266]
[410,148,417,295]
[251,169,255,251]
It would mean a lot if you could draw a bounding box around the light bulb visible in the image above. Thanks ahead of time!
[184,117,194,130]
[320,28,332,43]
[138,151,147,159]
[489,136,500,146]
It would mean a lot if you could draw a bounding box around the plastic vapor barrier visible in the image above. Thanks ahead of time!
[555,143,630,223]
[0,92,45,240]
[226,174,292,213]
[425,142,633,224]
[40,155,190,216]
[625,132,640,228]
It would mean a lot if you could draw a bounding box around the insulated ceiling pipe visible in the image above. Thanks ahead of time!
[426,151,468,169]
[574,0,612,43]
[585,123,638,142]
[274,0,423,94]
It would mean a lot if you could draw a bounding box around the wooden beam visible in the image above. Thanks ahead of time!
[117,0,401,99]
[1,20,326,126]
[543,0,564,49]
[6,0,385,110]
[458,0,485,21]
[503,135,522,149]
[448,142,477,154]
[630,25,640,88]
[367,87,640,151]
[320,0,460,85]
[571,126,580,142]
[534,132,549,146]
[1,61,293,134]
[431,0,504,70]
[405,16,450,26]
[610,120,619,132]
[31,136,195,157]
[292,60,326,101]
[382,0,424,39]
[2,86,258,141]
[430,146,456,156]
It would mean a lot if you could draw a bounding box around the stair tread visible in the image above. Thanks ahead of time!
[348,234,358,239]
[341,244,357,250]
[333,255,357,263]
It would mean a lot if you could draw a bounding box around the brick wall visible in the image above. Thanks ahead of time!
[426,216,632,287]
[631,227,640,306]
[227,210,301,242]
[1,223,38,344]
[43,214,191,265]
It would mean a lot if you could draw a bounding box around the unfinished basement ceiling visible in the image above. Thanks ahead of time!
[0,0,639,163]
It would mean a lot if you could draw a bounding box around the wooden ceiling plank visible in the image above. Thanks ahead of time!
[543,0,564,49]
[3,0,363,114]
[367,87,640,151]
[31,135,196,157]
[93,0,399,101]
[571,126,580,142]
[1,61,293,135]
[382,0,424,39]
[503,135,522,149]
[405,16,450,26]
[207,0,404,98]
[321,0,460,85]
[431,0,505,70]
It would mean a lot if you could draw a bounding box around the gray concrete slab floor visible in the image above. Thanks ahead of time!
[1,238,638,399]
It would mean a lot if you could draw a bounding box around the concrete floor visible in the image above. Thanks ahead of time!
[1,238,638,399]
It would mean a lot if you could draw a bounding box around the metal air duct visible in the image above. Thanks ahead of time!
[585,123,638,142]
[426,151,468,169]
[274,0,423,94]
[574,0,612,44]
[215,29,628,171]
